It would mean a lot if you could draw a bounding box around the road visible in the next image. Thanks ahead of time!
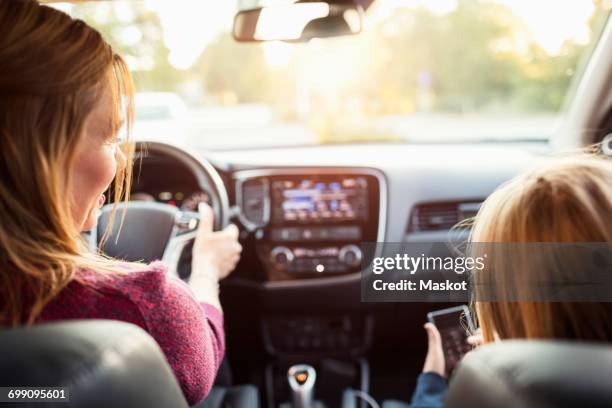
[148,105,559,149]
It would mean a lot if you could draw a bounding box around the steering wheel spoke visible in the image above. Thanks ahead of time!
[92,202,202,280]
[162,211,201,279]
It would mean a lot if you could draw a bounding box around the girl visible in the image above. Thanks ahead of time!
[411,153,612,407]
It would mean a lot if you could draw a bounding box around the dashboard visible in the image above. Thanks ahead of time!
[129,150,213,212]
[234,169,385,280]
[129,142,549,286]
[214,142,549,245]
[131,190,211,212]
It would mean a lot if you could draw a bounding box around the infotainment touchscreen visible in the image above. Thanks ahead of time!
[271,176,369,223]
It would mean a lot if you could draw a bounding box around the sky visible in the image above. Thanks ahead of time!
[56,0,603,70]
[495,0,595,53]
[151,0,599,69]
[371,0,596,54]
[144,0,237,69]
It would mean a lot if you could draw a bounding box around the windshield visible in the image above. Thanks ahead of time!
[54,0,610,149]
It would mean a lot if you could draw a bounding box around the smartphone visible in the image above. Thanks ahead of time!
[427,305,476,376]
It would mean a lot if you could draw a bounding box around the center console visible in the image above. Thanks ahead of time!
[230,168,386,407]
[235,168,385,281]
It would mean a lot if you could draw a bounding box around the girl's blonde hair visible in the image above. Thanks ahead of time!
[470,153,612,343]
[0,0,138,326]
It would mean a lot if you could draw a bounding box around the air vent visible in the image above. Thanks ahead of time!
[238,177,270,228]
[409,201,481,232]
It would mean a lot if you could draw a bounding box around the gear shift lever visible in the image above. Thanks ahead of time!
[287,364,316,408]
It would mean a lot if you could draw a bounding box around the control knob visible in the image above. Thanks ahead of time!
[270,246,294,268]
[338,245,362,268]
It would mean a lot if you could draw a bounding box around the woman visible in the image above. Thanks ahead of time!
[0,1,241,405]
[410,153,612,407]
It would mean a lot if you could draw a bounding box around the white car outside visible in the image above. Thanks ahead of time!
[131,92,188,145]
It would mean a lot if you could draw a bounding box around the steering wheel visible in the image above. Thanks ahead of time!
[90,142,231,279]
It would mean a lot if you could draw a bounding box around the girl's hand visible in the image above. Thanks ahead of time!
[422,322,446,377]
[467,328,484,347]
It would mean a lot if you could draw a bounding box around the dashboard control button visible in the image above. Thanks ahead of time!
[338,245,363,268]
[270,246,294,267]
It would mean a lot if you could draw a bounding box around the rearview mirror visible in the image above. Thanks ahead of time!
[233,2,363,42]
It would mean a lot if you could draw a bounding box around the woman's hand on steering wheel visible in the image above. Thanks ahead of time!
[191,203,242,282]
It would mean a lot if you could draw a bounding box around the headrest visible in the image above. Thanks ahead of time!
[445,340,612,408]
[0,320,188,408]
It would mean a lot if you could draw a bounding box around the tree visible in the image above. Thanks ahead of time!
[71,2,182,92]
[193,33,273,104]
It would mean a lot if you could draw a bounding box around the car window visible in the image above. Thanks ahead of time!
[53,0,611,148]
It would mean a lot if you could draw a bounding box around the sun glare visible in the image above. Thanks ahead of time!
[262,41,294,68]
[371,0,596,55]
[145,0,236,70]
[497,0,595,54]
[53,0,601,69]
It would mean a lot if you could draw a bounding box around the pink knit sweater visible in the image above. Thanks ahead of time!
[37,261,225,406]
